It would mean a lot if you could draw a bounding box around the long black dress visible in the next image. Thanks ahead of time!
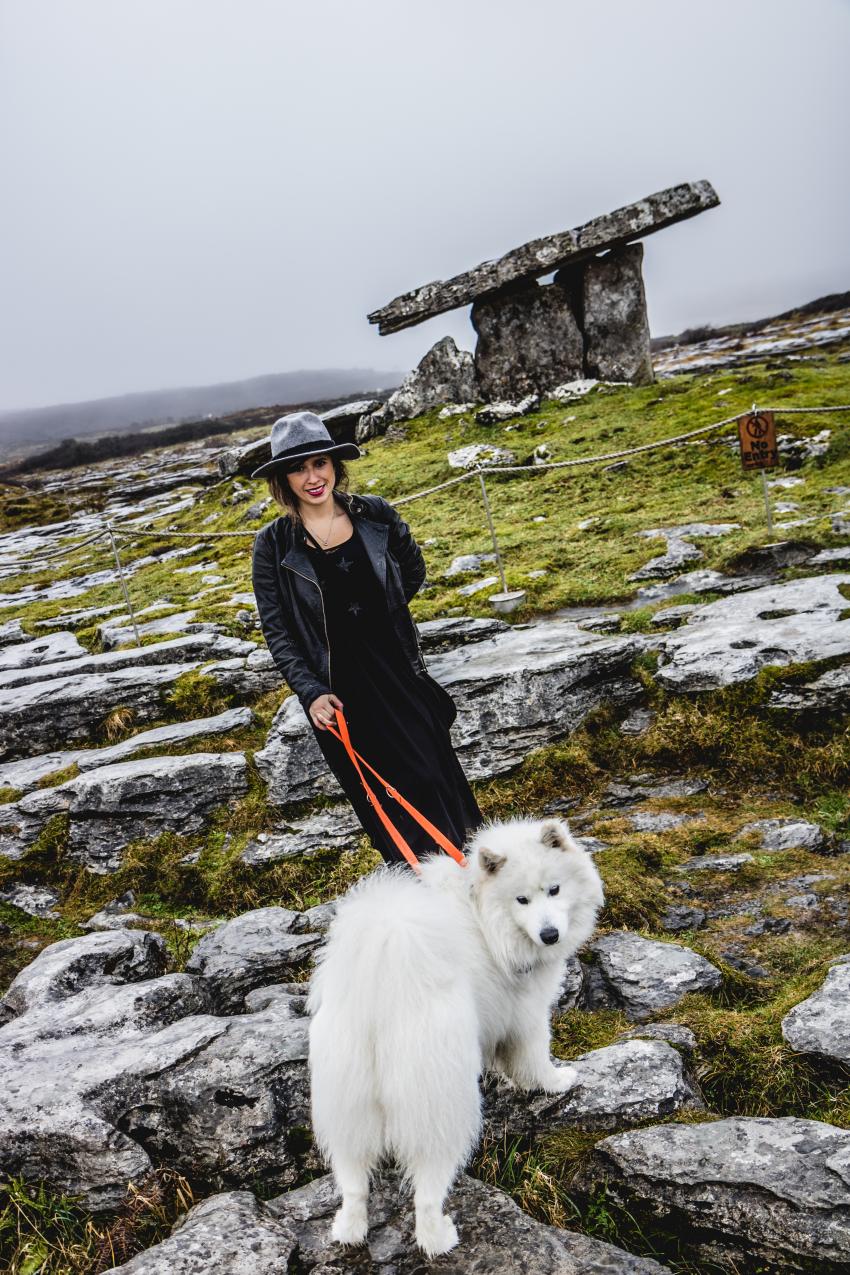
[304,523,484,865]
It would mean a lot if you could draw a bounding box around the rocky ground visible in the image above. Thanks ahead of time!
[0,322,849,1272]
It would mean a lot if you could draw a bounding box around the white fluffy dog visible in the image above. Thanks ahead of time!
[308,818,604,1256]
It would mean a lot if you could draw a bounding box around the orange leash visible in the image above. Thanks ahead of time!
[325,707,467,874]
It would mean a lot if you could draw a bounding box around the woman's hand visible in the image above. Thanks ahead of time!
[309,692,344,731]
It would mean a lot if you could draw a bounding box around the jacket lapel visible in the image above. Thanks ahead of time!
[354,514,388,592]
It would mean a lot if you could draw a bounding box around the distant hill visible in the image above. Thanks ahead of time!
[651,290,850,352]
[0,367,403,457]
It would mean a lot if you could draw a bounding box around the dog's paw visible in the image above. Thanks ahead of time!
[415,1212,459,1257]
[542,1063,579,1094]
[331,1204,368,1246]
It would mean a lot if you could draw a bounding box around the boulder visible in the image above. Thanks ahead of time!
[447,443,517,470]
[444,553,498,577]
[357,337,478,438]
[582,932,722,1021]
[255,618,643,804]
[475,393,541,423]
[472,278,583,400]
[0,928,167,1019]
[580,244,654,384]
[0,753,249,872]
[579,1116,850,1272]
[184,907,321,1011]
[110,1192,298,1272]
[602,775,708,806]
[782,961,850,1064]
[482,1039,703,1137]
[653,574,850,692]
[0,617,27,645]
[627,811,698,833]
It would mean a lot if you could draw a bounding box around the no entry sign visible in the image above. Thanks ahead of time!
[737,411,778,470]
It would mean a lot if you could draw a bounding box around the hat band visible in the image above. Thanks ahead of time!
[271,438,342,465]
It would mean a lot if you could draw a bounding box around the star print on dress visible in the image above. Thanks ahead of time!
[337,557,353,572]
[348,601,362,616]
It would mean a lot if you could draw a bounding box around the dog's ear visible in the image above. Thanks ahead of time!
[478,846,507,875]
[540,820,571,851]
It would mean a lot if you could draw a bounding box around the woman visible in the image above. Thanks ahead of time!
[251,410,484,865]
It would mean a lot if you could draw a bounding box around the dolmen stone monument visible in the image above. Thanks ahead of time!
[366,180,720,416]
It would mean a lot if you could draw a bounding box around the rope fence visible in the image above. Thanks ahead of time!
[2,401,848,618]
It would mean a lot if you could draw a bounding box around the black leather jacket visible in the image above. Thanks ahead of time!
[251,490,428,713]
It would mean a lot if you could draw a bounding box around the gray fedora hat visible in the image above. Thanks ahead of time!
[250,411,362,478]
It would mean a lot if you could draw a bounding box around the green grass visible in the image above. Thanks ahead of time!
[0,1171,195,1274]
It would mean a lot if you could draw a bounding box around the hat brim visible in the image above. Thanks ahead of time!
[250,441,363,479]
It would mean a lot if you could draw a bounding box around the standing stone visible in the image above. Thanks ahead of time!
[471,278,584,401]
[582,244,654,384]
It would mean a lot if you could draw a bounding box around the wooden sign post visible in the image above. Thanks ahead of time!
[737,410,778,539]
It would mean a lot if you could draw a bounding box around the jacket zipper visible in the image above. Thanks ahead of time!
[282,561,332,693]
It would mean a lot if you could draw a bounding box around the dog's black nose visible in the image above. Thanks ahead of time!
[540,927,559,945]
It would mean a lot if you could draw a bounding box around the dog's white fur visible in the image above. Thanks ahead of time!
[307,818,604,1256]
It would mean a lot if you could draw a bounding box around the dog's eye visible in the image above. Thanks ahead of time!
[516,896,529,906]
[548,885,560,897]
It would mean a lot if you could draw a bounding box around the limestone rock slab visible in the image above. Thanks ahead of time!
[416,615,507,650]
[369,179,720,334]
[0,707,256,794]
[769,663,850,712]
[0,630,87,670]
[185,907,321,1011]
[653,574,850,692]
[736,817,828,853]
[0,663,212,758]
[0,928,167,1018]
[110,1192,298,1272]
[114,1172,671,1274]
[782,961,850,1064]
[0,975,312,1211]
[583,932,721,1021]
[278,1172,674,1274]
[0,752,249,872]
[256,619,643,804]
[483,1039,703,1137]
[241,805,362,865]
[0,632,256,691]
[580,1116,850,1272]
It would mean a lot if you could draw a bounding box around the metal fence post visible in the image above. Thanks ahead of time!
[477,470,508,594]
[105,521,142,647]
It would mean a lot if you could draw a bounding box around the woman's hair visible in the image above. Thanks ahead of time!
[267,455,349,520]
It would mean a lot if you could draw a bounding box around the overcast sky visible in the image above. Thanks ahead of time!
[1,0,848,412]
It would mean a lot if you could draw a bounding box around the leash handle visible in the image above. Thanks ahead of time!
[326,708,467,871]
